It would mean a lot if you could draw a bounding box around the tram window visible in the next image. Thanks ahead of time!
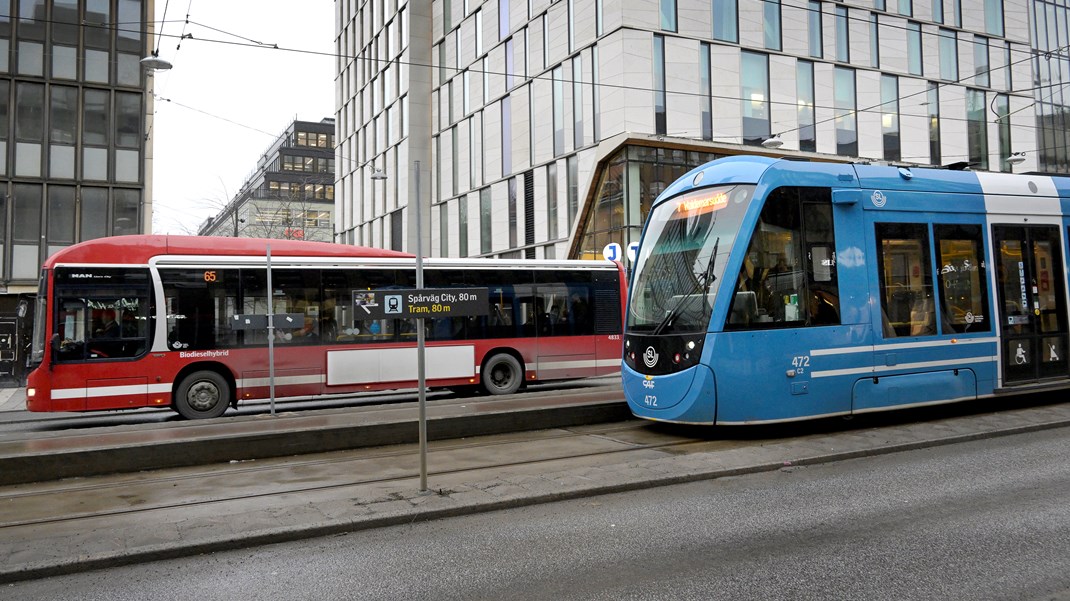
[876,223,936,337]
[934,224,990,334]
[727,186,840,329]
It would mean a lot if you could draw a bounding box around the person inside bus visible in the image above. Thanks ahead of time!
[96,309,120,338]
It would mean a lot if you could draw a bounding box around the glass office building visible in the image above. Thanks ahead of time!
[0,0,155,381]
[336,0,1051,262]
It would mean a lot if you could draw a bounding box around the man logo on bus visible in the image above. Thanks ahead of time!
[871,190,887,208]
[643,346,659,368]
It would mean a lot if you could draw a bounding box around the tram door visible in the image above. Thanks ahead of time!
[992,225,1069,384]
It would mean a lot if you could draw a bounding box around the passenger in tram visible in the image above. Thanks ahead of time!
[808,289,840,326]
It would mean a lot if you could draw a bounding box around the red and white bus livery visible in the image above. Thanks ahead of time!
[27,236,626,418]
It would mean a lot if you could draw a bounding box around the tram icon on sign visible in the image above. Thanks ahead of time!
[384,295,403,315]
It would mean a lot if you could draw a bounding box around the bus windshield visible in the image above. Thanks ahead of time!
[628,185,755,334]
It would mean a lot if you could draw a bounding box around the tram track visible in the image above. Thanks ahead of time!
[0,420,712,531]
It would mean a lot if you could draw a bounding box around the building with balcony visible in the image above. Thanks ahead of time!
[199,118,336,241]
[334,0,1065,263]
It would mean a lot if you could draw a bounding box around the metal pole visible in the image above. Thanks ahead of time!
[415,160,428,492]
[266,244,276,417]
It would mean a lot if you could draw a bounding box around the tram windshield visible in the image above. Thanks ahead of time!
[628,185,755,334]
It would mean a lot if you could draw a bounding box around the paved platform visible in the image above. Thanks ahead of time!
[0,385,631,486]
[3,393,1070,584]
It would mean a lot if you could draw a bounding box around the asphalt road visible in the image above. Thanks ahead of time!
[10,423,1070,600]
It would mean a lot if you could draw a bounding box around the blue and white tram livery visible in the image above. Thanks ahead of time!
[623,155,1070,425]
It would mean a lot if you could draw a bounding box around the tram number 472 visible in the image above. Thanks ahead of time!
[791,355,811,374]
[644,395,658,407]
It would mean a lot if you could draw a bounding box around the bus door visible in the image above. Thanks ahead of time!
[993,225,1069,384]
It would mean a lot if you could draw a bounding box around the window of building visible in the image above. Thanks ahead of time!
[568,0,576,51]
[798,61,816,152]
[80,187,108,241]
[907,22,922,76]
[741,51,770,147]
[474,9,483,57]
[974,35,989,88]
[573,56,583,149]
[508,177,517,248]
[440,203,449,257]
[727,187,839,329]
[984,0,1002,36]
[480,187,492,254]
[700,43,713,141]
[967,88,988,170]
[15,82,43,178]
[764,0,781,51]
[567,155,579,229]
[953,0,962,26]
[459,193,469,256]
[661,0,677,32]
[553,65,565,155]
[505,38,514,89]
[927,82,941,165]
[47,186,76,252]
[49,85,77,179]
[596,0,603,36]
[592,47,600,140]
[869,12,880,68]
[502,94,512,175]
[896,0,911,16]
[547,162,559,240]
[654,35,667,136]
[876,222,934,337]
[938,28,958,81]
[995,93,1011,172]
[499,0,509,40]
[808,1,822,58]
[114,189,140,236]
[834,67,857,156]
[835,5,849,63]
[713,0,738,43]
[881,74,900,161]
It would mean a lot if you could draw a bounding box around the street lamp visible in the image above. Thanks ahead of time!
[761,134,784,149]
[140,51,173,70]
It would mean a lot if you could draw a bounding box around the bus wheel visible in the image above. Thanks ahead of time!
[174,371,230,419]
[482,354,523,395]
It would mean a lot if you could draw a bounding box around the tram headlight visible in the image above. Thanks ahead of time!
[686,340,696,350]
[673,353,681,364]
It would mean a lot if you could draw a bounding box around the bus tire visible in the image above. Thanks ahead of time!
[482,353,523,395]
[174,371,231,419]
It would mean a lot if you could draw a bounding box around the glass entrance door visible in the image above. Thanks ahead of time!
[993,225,1069,384]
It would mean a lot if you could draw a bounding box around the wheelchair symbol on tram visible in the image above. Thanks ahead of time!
[1014,343,1028,365]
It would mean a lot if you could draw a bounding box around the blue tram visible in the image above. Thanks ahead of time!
[623,155,1070,424]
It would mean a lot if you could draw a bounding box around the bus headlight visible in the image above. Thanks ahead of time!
[26,388,35,398]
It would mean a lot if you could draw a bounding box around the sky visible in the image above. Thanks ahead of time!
[149,0,335,235]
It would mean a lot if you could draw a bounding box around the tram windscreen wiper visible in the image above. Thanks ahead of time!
[652,238,719,336]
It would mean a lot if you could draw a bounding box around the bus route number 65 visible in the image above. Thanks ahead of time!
[203,270,218,283]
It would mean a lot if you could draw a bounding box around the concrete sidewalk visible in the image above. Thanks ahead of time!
[0,386,24,412]
[3,397,1070,584]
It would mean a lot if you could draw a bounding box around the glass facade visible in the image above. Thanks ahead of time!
[0,0,149,285]
[573,146,725,261]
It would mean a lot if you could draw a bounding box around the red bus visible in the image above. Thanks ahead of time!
[26,235,626,419]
